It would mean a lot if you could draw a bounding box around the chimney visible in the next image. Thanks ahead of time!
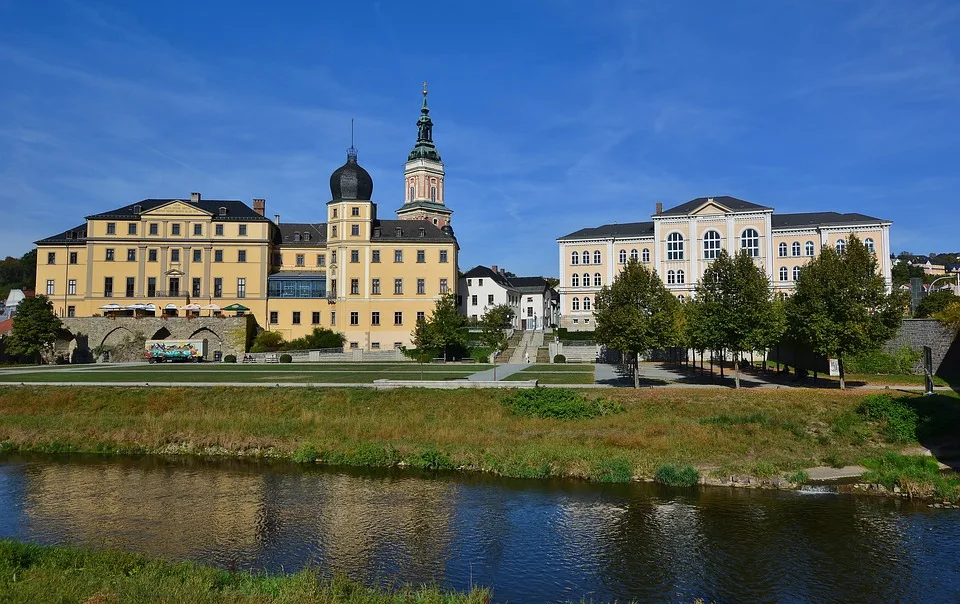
[253,198,265,216]
[491,264,498,274]
[190,192,201,203]
[656,202,662,215]
[274,214,280,224]
[501,269,506,276]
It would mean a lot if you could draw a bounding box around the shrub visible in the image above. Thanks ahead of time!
[407,448,455,471]
[553,354,566,364]
[279,353,293,364]
[470,348,491,363]
[863,452,960,500]
[250,330,286,353]
[788,469,809,484]
[857,394,919,443]
[223,354,237,363]
[591,457,633,482]
[845,346,921,375]
[654,465,700,487]
[292,444,319,463]
[326,443,399,467]
[501,388,623,420]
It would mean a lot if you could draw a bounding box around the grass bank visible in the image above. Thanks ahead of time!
[0,539,488,603]
[1,386,958,491]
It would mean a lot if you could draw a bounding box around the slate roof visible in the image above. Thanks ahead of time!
[395,201,453,214]
[772,212,888,229]
[558,221,654,241]
[373,219,455,242]
[35,224,88,245]
[462,265,515,289]
[510,276,551,293]
[86,199,271,221]
[277,223,327,247]
[660,196,772,216]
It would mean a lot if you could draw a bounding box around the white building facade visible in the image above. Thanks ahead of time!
[457,265,522,328]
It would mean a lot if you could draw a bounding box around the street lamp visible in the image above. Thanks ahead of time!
[928,274,960,295]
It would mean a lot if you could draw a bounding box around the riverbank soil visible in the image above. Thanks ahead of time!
[2,386,959,487]
[0,540,489,603]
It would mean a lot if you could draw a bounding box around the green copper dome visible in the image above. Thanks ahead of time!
[408,86,441,162]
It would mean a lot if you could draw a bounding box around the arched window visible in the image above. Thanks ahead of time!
[740,229,760,257]
[582,251,590,265]
[642,248,650,263]
[583,273,591,286]
[666,233,684,260]
[619,249,627,264]
[805,241,815,256]
[703,231,722,259]
[593,250,602,264]
[793,266,801,281]
[572,297,580,311]
[676,269,685,284]
[293,232,301,241]
[792,241,801,257]
[864,238,875,253]
[594,273,601,287]
[667,270,676,284]
[583,297,591,311]
[409,185,415,200]
[779,266,788,281]
[778,242,787,257]
[331,226,338,238]
[571,251,579,265]
[571,274,580,287]
[630,249,639,261]
[678,295,685,303]
[835,239,846,254]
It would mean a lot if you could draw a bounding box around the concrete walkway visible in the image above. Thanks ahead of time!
[466,363,525,381]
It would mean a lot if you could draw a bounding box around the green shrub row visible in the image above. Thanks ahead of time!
[863,452,960,500]
[856,394,920,443]
[845,346,921,375]
[500,388,623,420]
[654,464,700,487]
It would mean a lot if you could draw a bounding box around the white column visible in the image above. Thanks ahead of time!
[881,225,892,291]
[688,218,698,287]
[726,215,735,254]
[764,212,774,280]
[606,239,615,285]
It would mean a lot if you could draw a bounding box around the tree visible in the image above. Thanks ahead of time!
[934,301,960,332]
[694,250,778,388]
[284,327,345,351]
[479,304,514,379]
[594,260,682,388]
[786,234,907,389]
[250,330,286,352]
[915,290,958,318]
[7,295,63,363]
[415,293,468,361]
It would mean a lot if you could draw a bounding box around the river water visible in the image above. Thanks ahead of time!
[1,453,959,603]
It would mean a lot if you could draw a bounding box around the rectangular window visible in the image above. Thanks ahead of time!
[371,278,380,295]
[351,224,360,236]
[331,251,337,264]
[147,278,156,297]
[296,254,305,267]
[331,311,336,325]
[105,248,115,261]
[394,311,403,325]
[371,342,380,350]
[238,250,247,263]
[471,295,478,306]
[215,224,224,236]
[67,305,75,318]
[351,206,360,216]
[440,250,448,263]
[417,250,425,263]
[349,342,358,349]
[169,278,180,296]
[394,278,403,295]
[440,278,448,294]
[350,311,359,326]
[214,278,222,298]
[417,278,425,295]
[126,277,135,298]
[106,222,116,235]
[371,311,380,326]
[316,254,325,266]
[372,250,380,263]
[478,279,484,286]
[488,294,494,304]
[104,277,113,297]
[46,279,55,295]
[350,279,359,295]
[127,248,136,262]
[128,223,137,235]
[417,311,425,322]
[47,252,56,264]
[68,279,76,295]
[350,250,359,263]
[214,250,223,262]
[148,249,157,262]
[238,224,247,236]
[293,311,301,325]
[394,250,402,263]
[270,311,278,324]
[192,277,201,297]
[193,249,202,262]
[69,252,77,265]
[193,224,202,236]
[332,208,338,218]
[149,223,158,236]
[237,278,246,298]
[311,311,320,325]
[170,249,180,263]
[171,224,181,236]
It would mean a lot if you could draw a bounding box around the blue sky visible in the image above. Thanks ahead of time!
[1,0,958,277]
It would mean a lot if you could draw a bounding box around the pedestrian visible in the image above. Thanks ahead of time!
[524,352,530,364]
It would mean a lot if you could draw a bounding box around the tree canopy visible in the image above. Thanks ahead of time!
[0,250,37,300]
[786,234,906,389]
[284,327,345,351]
[7,294,62,363]
[594,260,682,388]
[408,293,468,361]
[915,290,958,319]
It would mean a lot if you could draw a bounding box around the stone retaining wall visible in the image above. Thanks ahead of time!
[884,318,958,375]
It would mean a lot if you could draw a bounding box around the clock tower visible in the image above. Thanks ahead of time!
[396,84,452,227]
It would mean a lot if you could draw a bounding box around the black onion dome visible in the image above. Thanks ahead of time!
[329,148,373,201]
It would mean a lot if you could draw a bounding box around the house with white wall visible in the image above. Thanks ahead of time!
[457,265,521,328]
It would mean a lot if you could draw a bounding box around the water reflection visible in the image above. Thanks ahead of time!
[2,454,960,603]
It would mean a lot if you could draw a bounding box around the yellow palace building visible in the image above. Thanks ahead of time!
[34,89,459,351]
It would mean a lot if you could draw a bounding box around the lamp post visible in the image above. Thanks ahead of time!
[927,274,960,296]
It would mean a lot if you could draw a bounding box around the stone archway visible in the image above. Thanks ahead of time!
[99,326,144,363]
[187,326,225,356]
[151,327,172,340]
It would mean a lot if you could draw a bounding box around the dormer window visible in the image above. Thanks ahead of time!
[133,205,142,214]
[418,227,425,238]
[304,232,311,242]
[293,232,301,241]
[218,207,227,216]
[395,227,402,237]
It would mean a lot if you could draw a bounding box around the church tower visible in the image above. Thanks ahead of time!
[396,84,452,227]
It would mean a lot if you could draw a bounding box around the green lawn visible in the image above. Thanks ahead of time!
[518,364,594,372]
[504,371,595,384]
[0,368,482,384]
